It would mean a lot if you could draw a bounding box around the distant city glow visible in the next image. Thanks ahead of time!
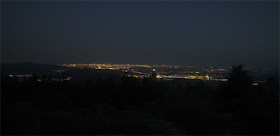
[59,63,235,81]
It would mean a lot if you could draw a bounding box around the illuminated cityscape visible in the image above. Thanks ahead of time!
[5,63,271,85]
[58,63,274,83]
[59,63,268,82]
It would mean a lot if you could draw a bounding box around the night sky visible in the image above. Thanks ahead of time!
[1,1,279,69]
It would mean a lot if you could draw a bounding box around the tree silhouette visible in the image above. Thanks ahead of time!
[228,65,253,91]
[217,65,253,113]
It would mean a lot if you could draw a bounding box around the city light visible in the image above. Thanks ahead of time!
[59,63,234,81]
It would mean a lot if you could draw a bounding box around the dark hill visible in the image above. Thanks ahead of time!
[1,62,67,74]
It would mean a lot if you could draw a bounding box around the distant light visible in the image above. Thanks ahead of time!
[153,69,156,71]
[9,74,13,77]
[73,64,76,67]
[252,83,258,86]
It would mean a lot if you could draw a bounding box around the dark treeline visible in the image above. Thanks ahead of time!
[1,65,279,135]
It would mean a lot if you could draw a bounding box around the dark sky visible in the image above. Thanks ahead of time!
[1,1,279,69]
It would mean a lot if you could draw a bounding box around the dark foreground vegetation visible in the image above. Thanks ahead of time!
[1,65,279,135]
